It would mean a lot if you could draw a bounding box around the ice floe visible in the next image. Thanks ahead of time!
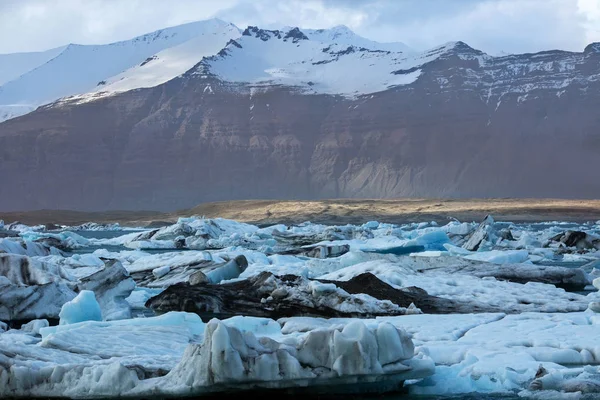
[2,215,600,397]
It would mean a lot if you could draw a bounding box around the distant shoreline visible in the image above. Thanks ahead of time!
[2,198,600,227]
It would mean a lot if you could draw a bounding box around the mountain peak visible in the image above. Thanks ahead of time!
[242,26,283,41]
[307,25,355,41]
[283,27,309,43]
[0,18,242,121]
[303,26,412,54]
[329,25,353,35]
[584,42,600,54]
[449,41,478,52]
[107,19,239,48]
[427,41,484,57]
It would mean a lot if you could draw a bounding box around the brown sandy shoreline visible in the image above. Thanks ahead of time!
[2,198,600,227]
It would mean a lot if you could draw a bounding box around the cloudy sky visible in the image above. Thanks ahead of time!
[1,0,599,55]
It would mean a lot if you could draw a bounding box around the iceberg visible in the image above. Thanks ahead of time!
[464,249,530,264]
[0,314,431,398]
[0,254,76,321]
[59,290,103,325]
[2,215,600,398]
[76,260,135,320]
[137,319,433,396]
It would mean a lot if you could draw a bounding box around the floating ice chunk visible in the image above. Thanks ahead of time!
[405,230,450,251]
[153,318,428,396]
[203,255,248,284]
[365,231,451,255]
[36,312,205,375]
[408,361,516,395]
[443,222,474,236]
[376,322,415,364]
[463,215,494,251]
[363,221,380,229]
[0,253,75,284]
[0,361,141,398]
[67,222,124,231]
[464,249,529,264]
[0,278,76,322]
[123,217,264,250]
[528,254,544,263]
[77,260,135,321]
[513,232,541,248]
[59,290,102,325]
[268,254,305,265]
[21,319,49,335]
[0,238,55,256]
[3,221,45,233]
[588,302,600,313]
[309,280,338,296]
[410,250,449,257]
[0,254,77,321]
[127,250,213,273]
[125,287,163,309]
[152,265,170,278]
[159,319,311,391]
[443,243,473,255]
[42,311,204,341]
[406,303,422,315]
[593,277,600,290]
[91,230,148,246]
[20,230,90,249]
[333,321,381,375]
[526,366,600,395]
[222,316,282,337]
[71,253,106,267]
[125,239,180,250]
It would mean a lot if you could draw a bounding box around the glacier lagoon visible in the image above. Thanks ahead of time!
[2,216,600,398]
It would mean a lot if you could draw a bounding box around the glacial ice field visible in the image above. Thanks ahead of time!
[2,215,600,398]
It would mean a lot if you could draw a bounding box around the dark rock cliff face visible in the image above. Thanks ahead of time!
[1,44,600,211]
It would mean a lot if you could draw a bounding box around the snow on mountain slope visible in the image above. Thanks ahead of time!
[304,25,413,54]
[0,19,237,122]
[0,46,66,86]
[86,22,240,97]
[0,104,36,123]
[0,22,470,119]
[193,27,449,97]
[196,28,600,101]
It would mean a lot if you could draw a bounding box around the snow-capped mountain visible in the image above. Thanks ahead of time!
[0,46,66,86]
[303,25,413,53]
[195,28,600,100]
[85,23,239,97]
[69,24,413,103]
[0,19,239,122]
[190,26,419,97]
[0,46,68,121]
[2,24,600,211]
[0,20,416,122]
